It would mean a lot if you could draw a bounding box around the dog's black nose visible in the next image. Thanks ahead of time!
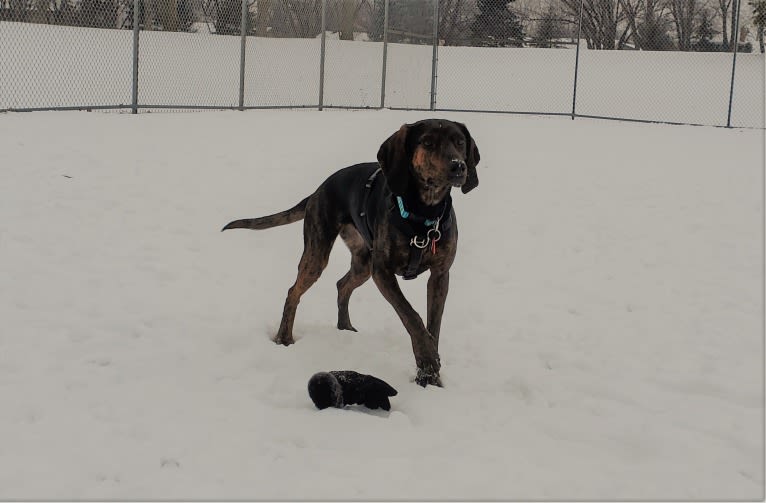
[449,159,467,175]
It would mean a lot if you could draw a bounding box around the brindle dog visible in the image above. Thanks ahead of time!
[222,119,480,386]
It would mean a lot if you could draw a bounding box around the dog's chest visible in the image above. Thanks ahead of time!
[385,223,457,278]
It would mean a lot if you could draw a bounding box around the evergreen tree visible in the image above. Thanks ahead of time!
[693,9,717,51]
[471,0,524,47]
[637,17,674,50]
[533,7,560,47]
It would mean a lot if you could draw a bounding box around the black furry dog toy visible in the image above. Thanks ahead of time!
[308,371,398,411]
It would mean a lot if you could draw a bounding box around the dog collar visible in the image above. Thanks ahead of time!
[396,196,439,227]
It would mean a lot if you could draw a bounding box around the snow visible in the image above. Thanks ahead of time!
[0,108,762,499]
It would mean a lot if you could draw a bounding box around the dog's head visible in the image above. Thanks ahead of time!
[377,119,480,202]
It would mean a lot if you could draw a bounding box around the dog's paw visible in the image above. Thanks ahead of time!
[336,321,358,332]
[415,367,442,387]
[273,334,295,346]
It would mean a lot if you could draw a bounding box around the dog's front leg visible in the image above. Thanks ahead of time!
[371,265,441,387]
[426,270,449,350]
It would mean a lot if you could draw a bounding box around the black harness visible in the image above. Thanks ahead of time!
[357,168,453,280]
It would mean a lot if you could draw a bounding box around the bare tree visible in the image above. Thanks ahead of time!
[559,0,631,48]
[262,0,368,39]
[156,0,179,30]
[439,0,476,45]
[668,0,699,49]
[336,0,364,39]
[717,0,734,47]
[752,0,765,52]
[729,0,740,49]
[386,0,435,43]
[620,0,675,49]
[618,0,641,44]
[254,0,271,35]
[269,0,321,38]
[531,4,565,46]
[204,0,242,33]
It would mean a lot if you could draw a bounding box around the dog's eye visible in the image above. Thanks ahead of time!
[456,139,465,147]
[422,139,434,148]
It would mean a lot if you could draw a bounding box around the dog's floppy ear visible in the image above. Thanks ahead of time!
[377,123,411,195]
[456,122,480,194]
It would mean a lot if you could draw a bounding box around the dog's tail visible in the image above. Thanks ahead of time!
[221,196,309,232]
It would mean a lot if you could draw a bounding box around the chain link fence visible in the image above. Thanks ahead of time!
[1,0,763,127]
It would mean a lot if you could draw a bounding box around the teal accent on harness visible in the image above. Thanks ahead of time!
[396,196,410,219]
[396,196,437,227]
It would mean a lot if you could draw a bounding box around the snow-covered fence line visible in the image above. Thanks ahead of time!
[1,6,763,128]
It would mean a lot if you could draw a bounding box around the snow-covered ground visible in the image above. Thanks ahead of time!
[1,21,764,127]
[0,109,762,499]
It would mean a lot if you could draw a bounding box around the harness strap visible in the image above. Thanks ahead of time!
[365,167,381,189]
[403,246,425,280]
[358,167,382,249]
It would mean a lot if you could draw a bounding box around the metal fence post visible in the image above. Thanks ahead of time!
[380,0,389,109]
[319,0,327,111]
[571,0,584,120]
[131,0,140,114]
[238,0,248,111]
[429,0,439,110]
[726,0,743,127]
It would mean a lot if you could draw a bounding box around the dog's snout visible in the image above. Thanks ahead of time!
[449,159,467,175]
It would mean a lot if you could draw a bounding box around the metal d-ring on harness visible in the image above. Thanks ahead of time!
[409,217,441,253]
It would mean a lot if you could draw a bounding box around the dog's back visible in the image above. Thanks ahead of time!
[222,163,380,233]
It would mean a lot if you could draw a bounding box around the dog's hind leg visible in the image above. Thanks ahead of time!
[336,225,372,332]
[274,198,339,346]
